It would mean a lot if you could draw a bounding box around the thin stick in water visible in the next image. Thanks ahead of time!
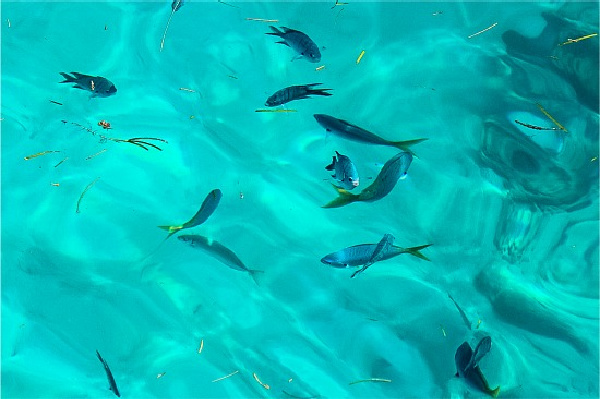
[76,177,100,213]
[349,378,392,385]
[211,370,239,383]
[468,22,497,39]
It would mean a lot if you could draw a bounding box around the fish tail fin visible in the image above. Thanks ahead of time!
[307,88,333,97]
[403,244,432,261]
[248,269,264,285]
[266,26,282,36]
[59,72,76,83]
[490,386,500,398]
[322,184,359,208]
[158,225,182,239]
[391,138,428,153]
[325,156,336,171]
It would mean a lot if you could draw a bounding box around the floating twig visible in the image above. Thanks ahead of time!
[558,33,597,46]
[246,18,278,23]
[179,87,195,93]
[160,0,183,51]
[253,372,270,390]
[591,156,598,163]
[7,19,11,28]
[86,149,107,160]
[356,50,365,64]
[157,372,166,379]
[315,65,325,71]
[255,109,297,113]
[349,378,392,385]
[331,0,348,9]
[514,119,560,131]
[24,150,59,160]
[536,103,567,132]
[218,0,240,8]
[49,100,63,105]
[109,137,168,151]
[198,339,204,354]
[440,324,447,337]
[468,22,497,39]
[51,183,60,187]
[76,177,100,213]
[54,156,69,168]
[212,370,239,383]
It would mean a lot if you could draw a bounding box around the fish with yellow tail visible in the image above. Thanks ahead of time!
[323,151,412,208]
[158,189,222,239]
[454,337,500,398]
[313,114,427,152]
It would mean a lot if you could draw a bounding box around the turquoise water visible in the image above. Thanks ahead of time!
[1,1,599,398]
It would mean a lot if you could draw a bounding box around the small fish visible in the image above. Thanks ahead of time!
[96,350,120,397]
[266,26,321,63]
[325,151,359,190]
[321,243,431,268]
[314,114,427,152]
[350,233,395,277]
[59,72,117,97]
[465,336,492,371]
[454,341,500,398]
[158,189,222,239]
[265,83,332,107]
[323,151,412,208]
[177,234,263,282]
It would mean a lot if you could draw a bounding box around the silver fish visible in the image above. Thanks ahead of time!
[266,26,321,63]
[350,234,395,278]
[59,72,117,97]
[178,234,262,282]
[454,341,500,397]
[314,114,427,152]
[323,151,412,208]
[325,151,359,190]
[321,243,431,268]
[265,83,332,106]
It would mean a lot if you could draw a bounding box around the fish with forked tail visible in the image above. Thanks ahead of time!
[178,234,263,283]
[314,114,427,152]
[59,72,117,97]
[322,240,431,277]
[158,189,222,239]
[454,338,500,398]
[323,151,412,208]
[265,83,332,106]
[266,26,321,63]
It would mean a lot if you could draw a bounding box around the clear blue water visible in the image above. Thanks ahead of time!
[1,1,598,398]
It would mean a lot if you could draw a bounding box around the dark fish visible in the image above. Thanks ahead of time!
[466,336,492,371]
[323,151,412,208]
[454,341,500,398]
[96,350,120,397]
[325,151,359,190]
[158,189,222,239]
[59,72,117,97]
[265,83,332,107]
[314,114,427,152]
[321,243,431,268]
[178,234,262,282]
[266,26,321,63]
[350,233,395,278]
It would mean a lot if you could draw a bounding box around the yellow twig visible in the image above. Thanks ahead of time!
[536,103,567,132]
[349,378,392,385]
[356,50,365,64]
[212,370,239,383]
[558,33,597,46]
[253,372,270,389]
[468,22,497,39]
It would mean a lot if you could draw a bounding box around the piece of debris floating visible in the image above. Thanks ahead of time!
[253,372,270,390]
[514,119,560,131]
[356,50,365,64]
[198,339,204,354]
[179,87,195,93]
[86,149,107,160]
[24,150,60,160]
[255,109,297,113]
[49,100,63,105]
[536,103,567,132]
[54,157,69,168]
[349,378,392,385]
[468,22,497,39]
[245,18,279,22]
[315,65,325,71]
[76,177,100,213]
[211,370,239,383]
[157,372,166,379]
[51,183,60,187]
[558,33,597,46]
